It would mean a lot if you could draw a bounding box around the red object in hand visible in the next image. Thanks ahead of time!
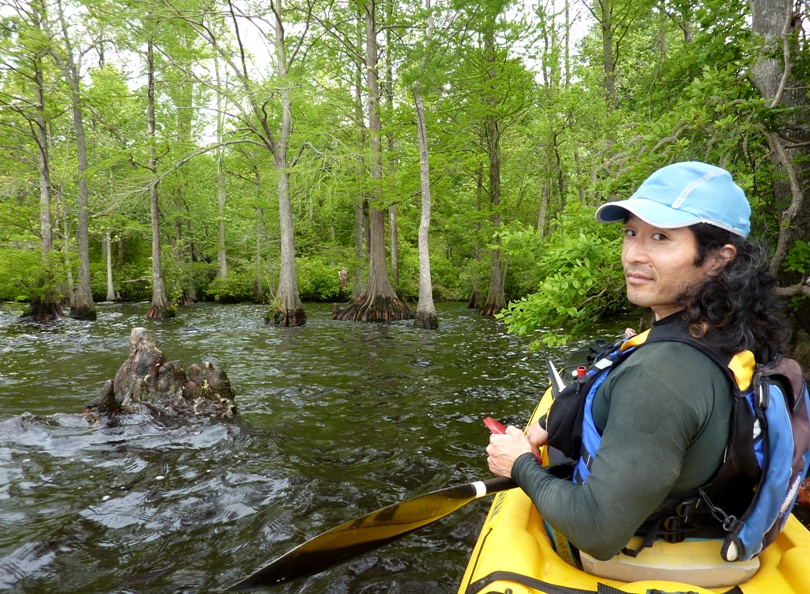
[483,417,507,434]
[483,417,543,462]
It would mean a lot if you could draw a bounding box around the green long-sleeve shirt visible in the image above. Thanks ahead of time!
[512,339,733,560]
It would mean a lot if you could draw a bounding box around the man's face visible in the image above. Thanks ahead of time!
[621,215,716,320]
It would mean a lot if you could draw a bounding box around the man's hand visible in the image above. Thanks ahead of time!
[487,426,532,478]
[525,421,549,459]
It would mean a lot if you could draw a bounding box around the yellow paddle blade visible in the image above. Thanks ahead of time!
[224,477,516,591]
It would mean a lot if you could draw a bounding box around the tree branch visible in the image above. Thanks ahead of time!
[775,282,810,298]
[765,129,805,275]
[769,0,796,108]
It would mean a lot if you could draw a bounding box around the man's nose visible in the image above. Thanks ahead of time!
[623,239,649,264]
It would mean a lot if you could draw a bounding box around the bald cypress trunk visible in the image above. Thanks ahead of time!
[51,0,95,320]
[479,27,506,317]
[332,1,412,323]
[413,90,437,329]
[145,35,173,321]
[25,26,63,321]
[267,6,305,326]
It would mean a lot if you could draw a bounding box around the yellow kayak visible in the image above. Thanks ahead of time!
[459,389,810,594]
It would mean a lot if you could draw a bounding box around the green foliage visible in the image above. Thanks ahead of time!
[785,241,810,276]
[0,249,66,303]
[113,263,153,301]
[452,254,492,302]
[209,269,255,304]
[394,243,419,303]
[496,203,626,347]
[785,239,810,313]
[296,257,347,302]
[423,249,469,302]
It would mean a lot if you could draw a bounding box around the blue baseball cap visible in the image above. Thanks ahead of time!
[595,161,751,237]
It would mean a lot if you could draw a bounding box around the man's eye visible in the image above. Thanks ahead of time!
[652,233,668,241]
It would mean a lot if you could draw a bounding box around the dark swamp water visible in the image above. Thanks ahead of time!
[0,301,721,593]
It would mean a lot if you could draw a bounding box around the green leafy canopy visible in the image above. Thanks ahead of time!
[496,202,626,347]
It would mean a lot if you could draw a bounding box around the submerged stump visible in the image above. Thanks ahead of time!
[85,327,237,422]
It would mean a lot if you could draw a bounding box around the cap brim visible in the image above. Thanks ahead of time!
[595,199,703,229]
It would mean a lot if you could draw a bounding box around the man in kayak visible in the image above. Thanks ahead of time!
[485,161,789,561]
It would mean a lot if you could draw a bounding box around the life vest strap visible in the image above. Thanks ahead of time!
[465,570,628,594]
[464,570,745,594]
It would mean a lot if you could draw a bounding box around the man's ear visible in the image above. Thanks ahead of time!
[710,244,737,273]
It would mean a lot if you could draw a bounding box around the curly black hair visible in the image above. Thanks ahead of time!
[677,223,789,361]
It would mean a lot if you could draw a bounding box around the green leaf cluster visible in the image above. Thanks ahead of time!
[496,203,625,347]
[785,241,810,276]
[296,257,348,303]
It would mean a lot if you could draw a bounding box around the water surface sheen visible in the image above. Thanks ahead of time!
[0,302,621,593]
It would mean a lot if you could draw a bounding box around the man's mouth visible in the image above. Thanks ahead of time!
[625,271,652,284]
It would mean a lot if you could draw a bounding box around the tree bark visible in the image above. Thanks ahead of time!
[599,0,617,107]
[52,0,95,320]
[480,26,506,317]
[353,201,364,299]
[69,97,95,320]
[389,204,399,291]
[145,36,174,320]
[272,149,306,325]
[333,0,412,322]
[468,164,485,310]
[268,5,305,326]
[187,235,198,304]
[57,184,74,305]
[353,48,366,300]
[35,57,52,258]
[24,25,63,321]
[105,231,116,301]
[413,0,437,329]
[414,89,438,329]
[538,183,550,235]
[215,56,228,280]
[216,157,227,280]
[750,0,810,271]
[384,6,400,292]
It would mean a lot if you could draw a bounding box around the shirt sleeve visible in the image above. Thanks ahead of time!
[511,343,728,560]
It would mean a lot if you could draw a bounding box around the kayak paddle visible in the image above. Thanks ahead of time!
[224,420,570,591]
[222,475,517,591]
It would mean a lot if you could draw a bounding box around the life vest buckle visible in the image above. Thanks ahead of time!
[659,516,686,542]
[674,497,699,519]
[661,529,687,543]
